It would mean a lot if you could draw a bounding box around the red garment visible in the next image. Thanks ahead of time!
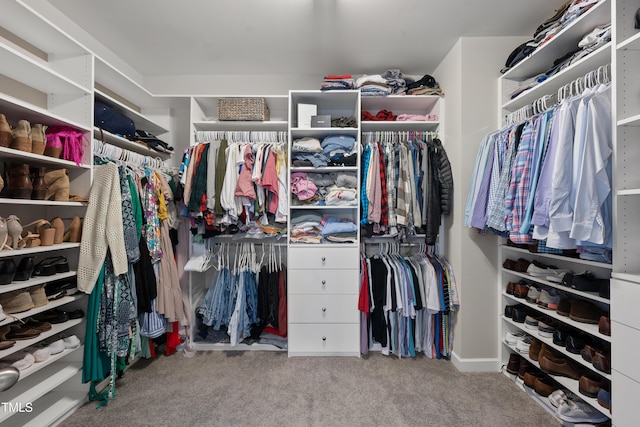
[165,321,182,356]
[358,258,370,314]
[234,145,256,200]
[361,109,397,121]
[277,268,287,337]
[256,146,279,214]
[325,74,352,79]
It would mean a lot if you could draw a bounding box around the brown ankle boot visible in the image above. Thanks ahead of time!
[30,124,46,155]
[30,167,47,200]
[44,168,69,201]
[0,115,11,148]
[10,120,31,152]
[6,163,33,199]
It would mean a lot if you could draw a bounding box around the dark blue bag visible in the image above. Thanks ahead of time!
[94,101,135,137]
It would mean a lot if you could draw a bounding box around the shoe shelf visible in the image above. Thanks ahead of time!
[0,146,91,170]
[0,361,82,424]
[0,243,80,260]
[0,93,91,133]
[502,315,612,381]
[0,317,82,361]
[93,127,172,159]
[16,345,82,382]
[502,269,611,305]
[0,294,83,328]
[501,245,613,271]
[94,89,169,136]
[0,198,86,207]
[192,120,289,132]
[611,272,640,285]
[0,270,76,295]
[503,292,611,343]
[502,341,611,419]
[290,128,359,139]
[3,390,87,427]
[502,371,565,422]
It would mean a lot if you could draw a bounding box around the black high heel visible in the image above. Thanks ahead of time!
[13,256,34,281]
[0,259,16,285]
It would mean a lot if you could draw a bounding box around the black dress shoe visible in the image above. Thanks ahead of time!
[566,335,587,354]
[0,259,16,285]
[513,307,528,323]
[552,329,569,346]
[13,256,34,281]
[504,305,516,318]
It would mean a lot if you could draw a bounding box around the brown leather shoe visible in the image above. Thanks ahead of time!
[592,351,611,374]
[569,299,605,324]
[506,353,521,375]
[581,344,600,363]
[514,282,529,299]
[529,337,542,361]
[506,282,515,295]
[534,376,559,397]
[539,354,582,380]
[514,258,531,273]
[523,371,546,388]
[598,316,611,336]
[579,373,603,398]
[518,359,534,379]
[556,298,572,317]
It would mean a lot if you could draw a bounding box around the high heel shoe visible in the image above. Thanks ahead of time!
[21,219,55,248]
[44,168,69,201]
[6,215,22,250]
[13,256,34,281]
[0,259,16,285]
[0,217,8,251]
[50,217,64,244]
[63,216,82,243]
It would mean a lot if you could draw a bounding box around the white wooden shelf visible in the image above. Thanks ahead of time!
[3,390,87,427]
[503,316,611,381]
[289,242,359,248]
[617,188,640,196]
[0,318,83,360]
[360,94,440,112]
[617,113,640,127]
[503,293,610,343]
[617,31,640,51]
[0,198,86,207]
[0,361,82,424]
[501,245,612,270]
[290,205,358,210]
[193,120,288,131]
[0,294,83,328]
[502,341,611,419]
[501,0,611,80]
[16,345,81,382]
[290,166,358,172]
[0,270,76,295]
[361,121,440,131]
[0,146,91,170]
[0,243,80,259]
[611,272,640,284]
[95,89,169,135]
[0,92,91,133]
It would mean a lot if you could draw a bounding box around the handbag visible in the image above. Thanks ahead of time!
[94,101,135,138]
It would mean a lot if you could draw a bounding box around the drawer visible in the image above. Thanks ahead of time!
[611,278,640,329]
[288,294,359,323]
[612,371,639,427]
[288,323,360,355]
[611,320,640,381]
[288,269,359,294]
[288,246,359,270]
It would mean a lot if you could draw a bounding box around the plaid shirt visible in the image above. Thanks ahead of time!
[385,142,397,227]
[377,142,389,227]
[505,116,540,243]
[360,144,371,225]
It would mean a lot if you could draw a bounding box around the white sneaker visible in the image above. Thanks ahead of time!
[556,400,608,423]
[32,347,51,363]
[516,336,532,354]
[63,335,80,349]
[47,339,65,355]
[505,331,525,345]
[5,352,35,371]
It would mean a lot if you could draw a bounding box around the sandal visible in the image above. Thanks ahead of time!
[20,219,56,248]
[6,215,22,250]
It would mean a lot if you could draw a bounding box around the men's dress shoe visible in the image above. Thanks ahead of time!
[534,376,559,397]
[538,288,561,310]
[518,359,534,380]
[506,353,521,375]
[526,286,541,303]
[567,271,610,292]
[569,299,604,324]
[592,351,611,374]
[553,329,569,346]
[513,282,529,298]
[523,371,546,389]
[581,344,599,363]
[565,335,586,354]
[506,282,515,295]
[503,259,518,271]
[598,316,611,336]
[579,373,603,398]
[512,307,528,323]
[556,298,572,317]
[514,258,531,273]
[597,385,611,410]
[529,337,542,361]
[539,355,582,380]
[504,304,516,319]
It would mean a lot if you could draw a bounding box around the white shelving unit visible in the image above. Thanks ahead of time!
[496,1,614,424]
[287,90,360,357]
[610,1,640,426]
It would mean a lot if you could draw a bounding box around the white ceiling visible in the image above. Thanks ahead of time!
[46,0,564,78]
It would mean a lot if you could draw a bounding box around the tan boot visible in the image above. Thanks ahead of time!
[30,124,47,155]
[44,168,69,201]
[10,120,31,152]
[0,115,11,148]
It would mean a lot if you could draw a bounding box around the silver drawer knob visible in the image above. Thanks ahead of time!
[322,307,326,312]
[321,257,326,262]
[321,280,326,285]
[322,336,326,341]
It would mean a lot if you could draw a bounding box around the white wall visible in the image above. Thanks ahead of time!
[434,36,528,372]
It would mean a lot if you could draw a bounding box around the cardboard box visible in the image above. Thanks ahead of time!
[311,115,331,128]
[297,103,317,128]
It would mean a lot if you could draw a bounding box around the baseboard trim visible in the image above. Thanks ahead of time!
[451,351,500,372]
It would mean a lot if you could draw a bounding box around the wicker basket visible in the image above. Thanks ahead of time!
[218,97,270,121]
